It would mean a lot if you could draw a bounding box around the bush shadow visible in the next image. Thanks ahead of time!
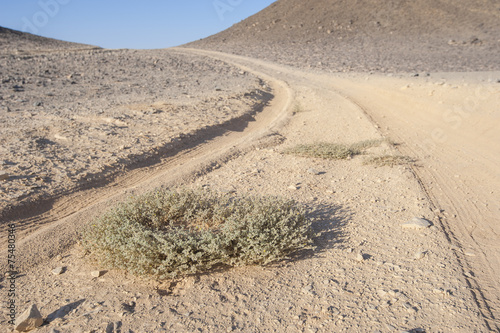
[276,201,351,264]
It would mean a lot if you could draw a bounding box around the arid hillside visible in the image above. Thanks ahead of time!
[0,26,99,54]
[189,0,500,72]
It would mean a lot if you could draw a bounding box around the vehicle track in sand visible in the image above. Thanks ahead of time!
[2,48,498,331]
[180,48,500,329]
[0,52,293,272]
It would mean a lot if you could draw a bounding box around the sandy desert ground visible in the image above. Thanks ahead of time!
[1,1,500,332]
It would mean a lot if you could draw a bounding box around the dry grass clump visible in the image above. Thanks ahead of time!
[292,102,305,114]
[81,189,312,279]
[363,155,413,167]
[285,139,383,160]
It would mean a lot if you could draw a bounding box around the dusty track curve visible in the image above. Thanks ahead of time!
[181,48,500,329]
[2,48,498,331]
[1,51,293,272]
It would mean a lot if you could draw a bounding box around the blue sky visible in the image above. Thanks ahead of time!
[0,0,276,49]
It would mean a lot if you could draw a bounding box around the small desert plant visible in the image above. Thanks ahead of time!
[363,155,413,167]
[81,189,313,279]
[292,102,304,114]
[284,139,383,160]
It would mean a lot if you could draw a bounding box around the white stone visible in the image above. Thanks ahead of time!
[402,217,432,229]
[355,251,365,262]
[51,267,65,275]
[91,270,105,278]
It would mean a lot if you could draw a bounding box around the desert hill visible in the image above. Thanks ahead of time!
[1,3,500,332]
[189,0,500,72]
[0,26,99,54]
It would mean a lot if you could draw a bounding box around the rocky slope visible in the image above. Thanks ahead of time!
[189,0,500,72]
[0,29,267,220]
[0,26,99,54]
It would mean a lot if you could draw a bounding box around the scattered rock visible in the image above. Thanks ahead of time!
[121,301,136,313]
[5,271,18,278]
[377,289,387,298]
[414,250,426,260]
[301,284,316,295]
[33,101,43,107]
[1,105,10,112]
[288,185,299,190]
[307,168,320,175]
[0,170,9,181]
[15,304,44,332]
[67,73,82,79]
[51,266,65,275]
[402,217,432,230]
[91,270,106,278]
[355,251,365,262]
[54,134,68,141]
[469,37,482,45]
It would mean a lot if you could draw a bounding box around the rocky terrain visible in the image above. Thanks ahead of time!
[189,0,500,72]
[1,0,500,332]
[0,37,268,218]
[0,26,98,54]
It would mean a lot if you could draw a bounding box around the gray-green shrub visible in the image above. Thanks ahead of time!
[81,189,313,279]
[284,140,383,160]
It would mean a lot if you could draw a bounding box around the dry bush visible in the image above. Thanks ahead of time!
[284,139,383,160]
[81,189,313,279]
[363,155,414,167]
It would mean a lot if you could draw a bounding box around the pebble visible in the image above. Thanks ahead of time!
[51,266,65,275]
[288,185,299,190]
[91,270,106,278]
[301,284,316,295]
[402,217,432,229]
[1,105,10,112]
[54,134,69,141]
[355,251,365,262]
[5,271,18,278]
[307,168,321,175]
[15,304,44,332]
[0,170,9,181]
[414,250,426,260]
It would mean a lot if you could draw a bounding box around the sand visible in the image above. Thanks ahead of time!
[1,1,500,331]
[0,48,267,217]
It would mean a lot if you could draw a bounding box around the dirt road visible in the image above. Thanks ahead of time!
[328,72,500,325]
[182,48,500,329]
[2,48,498,332]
